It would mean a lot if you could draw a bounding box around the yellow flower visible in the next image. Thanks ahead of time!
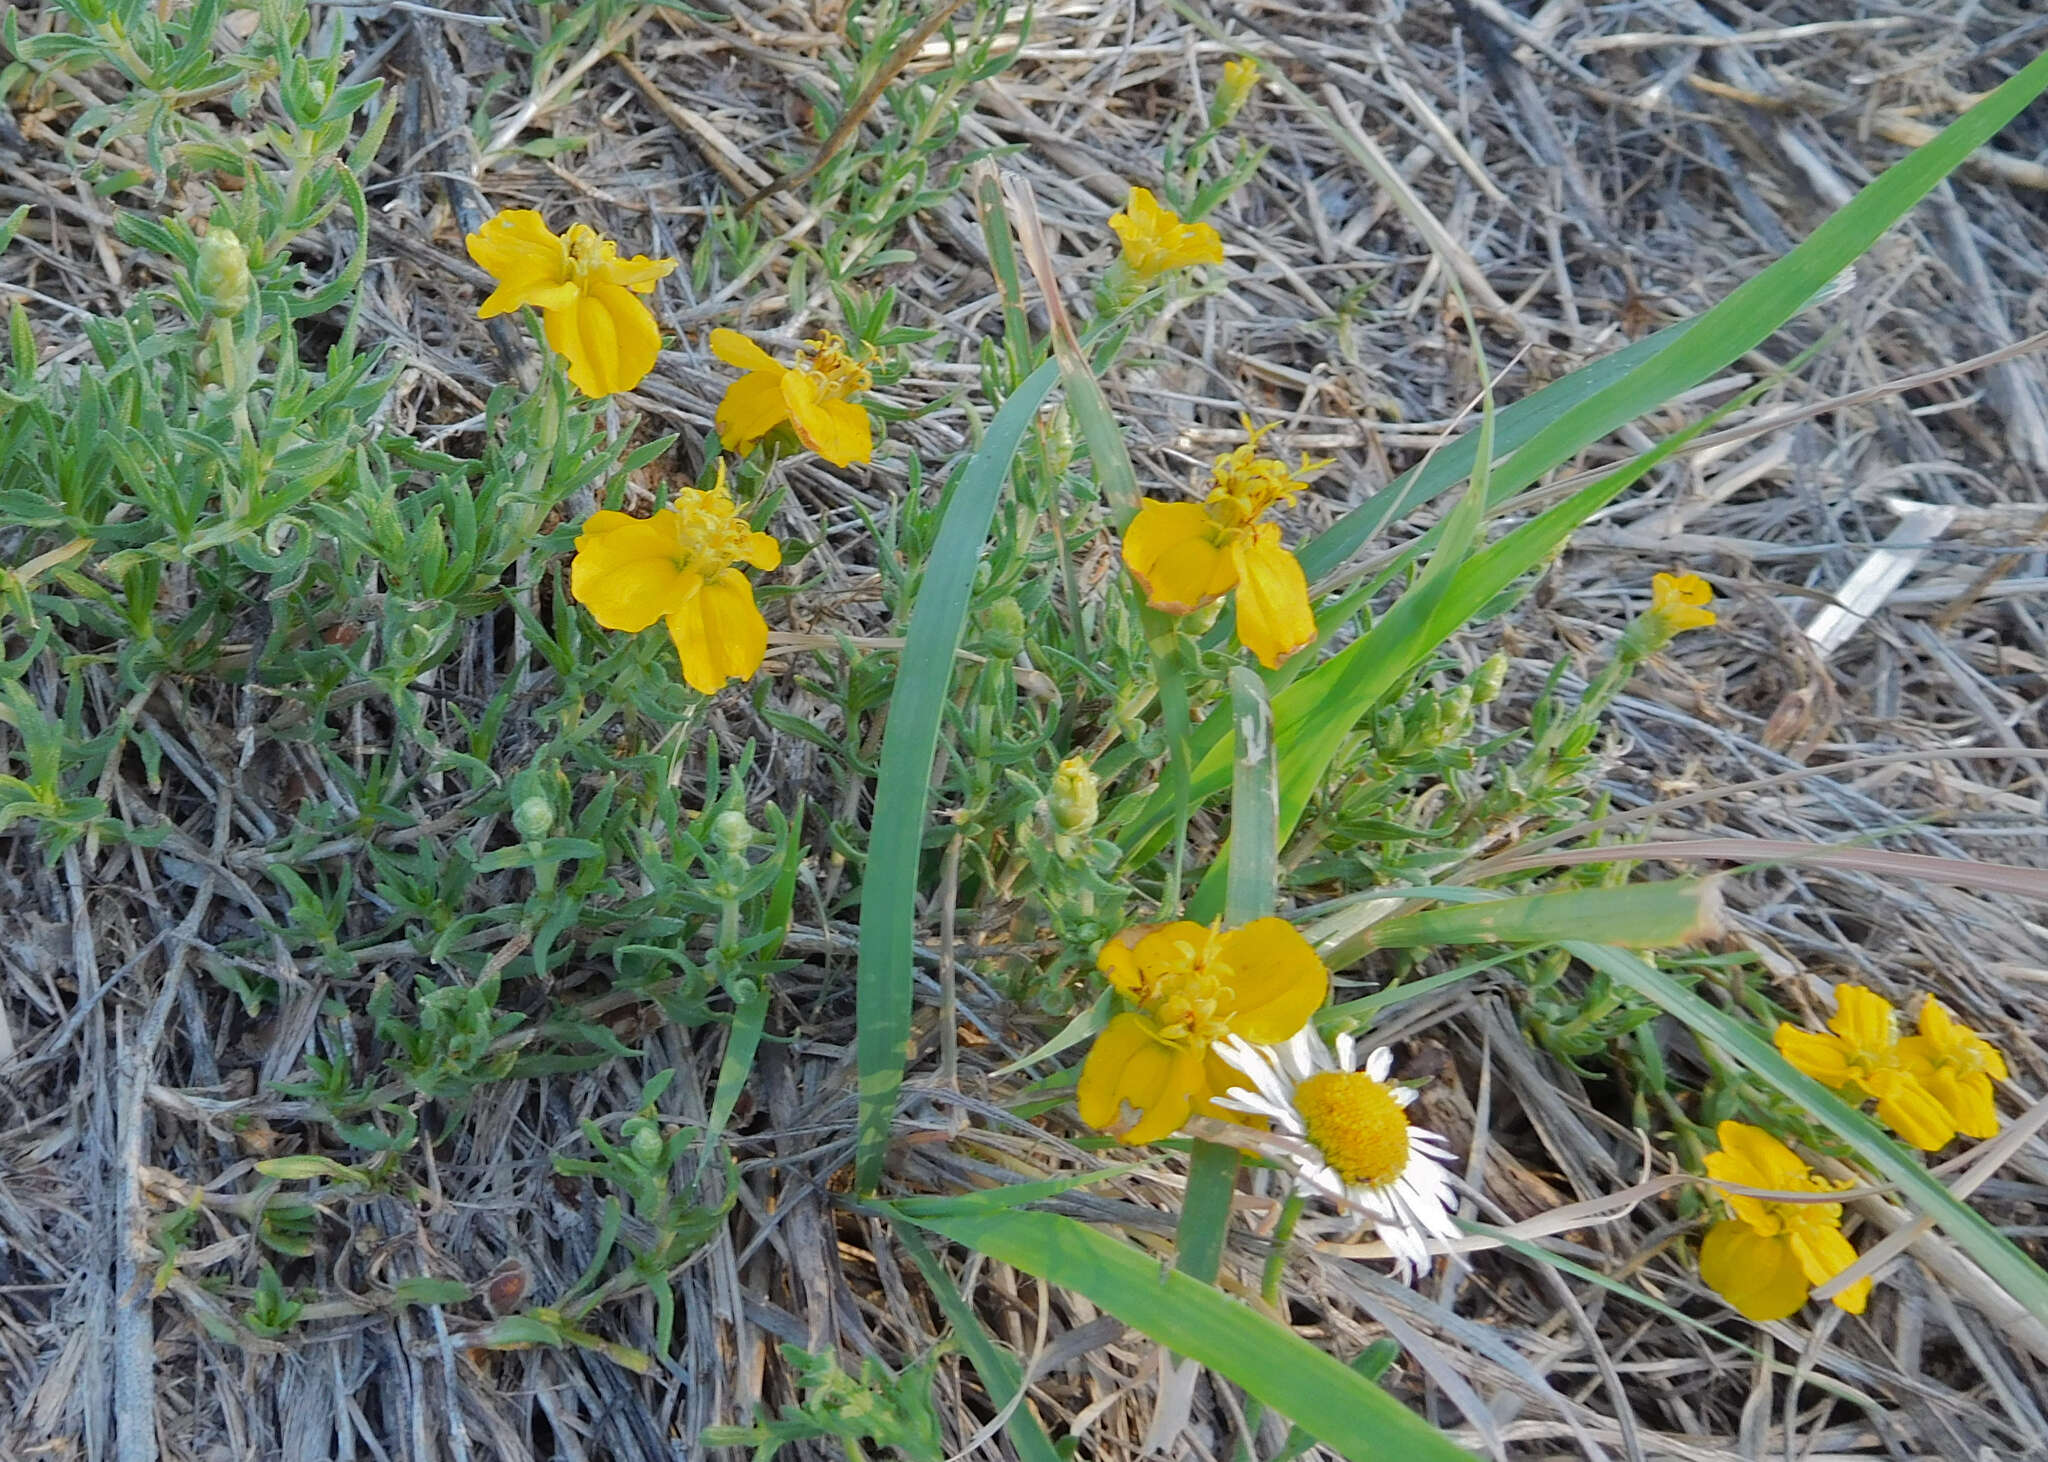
[1107,187,1224,280]
[710,328,875,468]
[466,210,676,398]
[1078,918,1328,1145]
[1651,571,1716,632]
[1121,425,1328,667]
[568,465,781,694]
[1773,984,1956,1151]
[1899,996,2007,1140]
[1699,1121,1869,1322]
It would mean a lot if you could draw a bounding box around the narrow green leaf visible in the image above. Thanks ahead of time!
[894,1224,1064,1462]
[1565,940,2048,1325]
[891,1203,1473,1462]
[855,359,1062,1193]
[391,1276,472,1307]
[704,991,767,1140]
[1126,52,2048,884]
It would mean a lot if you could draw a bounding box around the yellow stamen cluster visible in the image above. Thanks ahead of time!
[665,484,764,579]
[796,332,874,399]
[1293,1071,1411,1187]
[1201,429,1329,531]
[1143,928,1235,1046]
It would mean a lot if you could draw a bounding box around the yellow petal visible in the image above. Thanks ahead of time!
[570,513,690,632]
[1214,917,1328,1043]
[1773,1025,1853,1088]
[1715,1121,1811,1188]
[783,369,874,466]
[465,210,566,297]
[1097,929,1149,1000]
[478,278,579,318]
[1230,524,1315,668]
[1937,1068,2000,1140]
[1122,500,1235,613]
[1124,921,1216,984]
[716,370,792,453]
[597,250,677,293]
[739,531,781,572]
[1786,1220,1870,1315]
[1828,985,1897,1051]
[1700,1220,1809,1322]
[1076,1012,1205,1145]
[664,568,769,695]
[545,283,662,398]
[710,327,783,375]
[1864,1069,1956,1151]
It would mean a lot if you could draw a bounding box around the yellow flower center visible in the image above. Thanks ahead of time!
[666,486,757,578]
[1200,432,1328,534]
[1293,1071,1411,1188]
[796,332,873,402]
[562,224,614,283]
[1143,926,1235,1046]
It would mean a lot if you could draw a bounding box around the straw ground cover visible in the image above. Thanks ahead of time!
[5,0,2048,1458]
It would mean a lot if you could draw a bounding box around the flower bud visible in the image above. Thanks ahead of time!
[711,808,755,852]
[194,229,252,318]
[509,769,557,840]
[1471,652,1509,704]
[1049,756,1099,836]
[978,596,1027,659]
[626,1120,663,1166]
[1211,57,1259,128]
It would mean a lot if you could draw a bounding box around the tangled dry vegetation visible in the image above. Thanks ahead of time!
[4,0,2048,1458]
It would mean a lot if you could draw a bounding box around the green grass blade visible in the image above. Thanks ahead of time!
[890,1203,1475,1461]
[894,1224,1064,1462]
[854,358,1063,1193]
[1174,670,1277,1284]
[1222,666,1278,926]
[1565,940,2048,1325]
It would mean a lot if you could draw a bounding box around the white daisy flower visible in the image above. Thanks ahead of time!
[1213,1026,1461,1282]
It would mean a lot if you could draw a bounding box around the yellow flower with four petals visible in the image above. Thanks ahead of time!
[1078,917,1328,1144]
[1107,187,1224,281]
[1650,571,1716,632]
[1898,995,2007,1139]
[1773,984,1961,1151]
[466,210,676,398]
[1698,1120,1869,1322]
[568,465,781,695]
[711,328,876,468]
[1121,424,1329,668]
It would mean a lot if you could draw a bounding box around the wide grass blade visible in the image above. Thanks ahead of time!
[854,358,1062,1193]
[1565,940,2048,1325]
[891,1202,1475,1461]
[1175,669,1283,1279]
